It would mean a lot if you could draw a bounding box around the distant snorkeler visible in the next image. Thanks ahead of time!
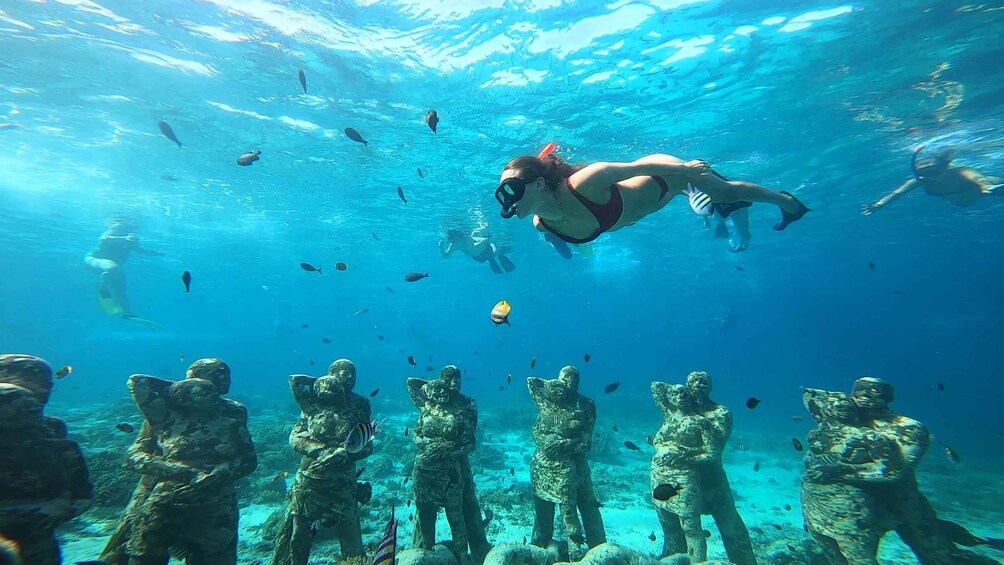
[84,218,163,322]
[705,205,752,252]
[494,143,810,245]
[439,227,516,274]
[862,146,1004,215]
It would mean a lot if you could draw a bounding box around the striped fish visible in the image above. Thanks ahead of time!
[683,183,714,216]
[371,504,397,565]
[345,418,386,454]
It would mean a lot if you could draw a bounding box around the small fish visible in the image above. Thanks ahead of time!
[181,271,192,293]
[509,467,515,476]
[773,524,783,531]
[386,286,394,293]
[490,300,512,326]
[372,232,380,240]
[646,435,655,446]
[335,262,348,271]
[301,323,310,328]
[703,529,712,538]
[179,355,185,362]
[300,262,322,274]
[506,374,512,384]
[309,359,315,366]
[397,186,407,204]
[790,416,804,422]
[369,388,380,397]
[734,442,749,452]
[417,168,424,179]
[404,272,428,282]
[237,150,261,166]
[158,120,182,147]
[272,471,290,483]
[530,356,536,369]
[936,382,945,392]
[55,365,73,379]
[869,261,875,270]
[482,507,494,528]
[784,504,791,511]
[344,127,368,146]
[683,183,713,216]
[522,535,527,545]
[498,385,504,392]
[354,308,368,316]
[584,353,591,363]
[425,366,434,372]
[612,423,618,432]
[404,427,409,437]
[624,440,640,451]
[403,477,409,486]
[322,337,331,344]
[160,174,178,181]
[791,438,804,452]
[426,110,439,134]
[569,533,585,546]
[787,544,797,552]
[943,444,960,463]
[746,397,761,409]
[378,335,385,341]
[753,461,760,472]
[356,467,365,478]
[653,483,681,501]
[115,422,134,433]
[604,382,619,393]
[648,532,657,542]
[344,418,385,454]
[408,356,417,367]
[736,266,745,272]
[297,69,307,93]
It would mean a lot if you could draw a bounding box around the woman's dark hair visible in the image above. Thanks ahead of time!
[504,154,584,190]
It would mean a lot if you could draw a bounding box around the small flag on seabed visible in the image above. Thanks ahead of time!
[371,503,397,565]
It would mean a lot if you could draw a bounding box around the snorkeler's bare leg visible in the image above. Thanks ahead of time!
[696,174,802,213]
[104,266,135,317]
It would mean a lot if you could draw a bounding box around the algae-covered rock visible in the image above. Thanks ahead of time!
[484,543,555,565]
[397,544,460,565]
[577,543,661,565]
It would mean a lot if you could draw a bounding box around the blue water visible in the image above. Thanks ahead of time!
[2,0,1004,560]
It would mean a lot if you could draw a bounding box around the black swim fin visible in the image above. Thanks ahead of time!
[488,258,503,275]
[497,254,516,273]
[773,191,810,231]
[714,201,752,219]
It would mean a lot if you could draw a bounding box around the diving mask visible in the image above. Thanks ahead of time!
[496,177,530,219]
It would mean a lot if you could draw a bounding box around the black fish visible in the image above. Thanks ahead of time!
[869,261,875,270]
[624,440,640,451]
[378,335,385,341]
[569,533,585,546]
[322,337,331,344]
[397,186,407,204]
[772,524,783,531]
[646,435,654,446]
[509,467,515,476]
[115,422,134,433]
[612,423,618,432]
[181,271,191,293]
[158,120,182,147]
[530,356,536,369]
[404,427,409,437]
[335,262,348,271]
[604,382,619,393]
[426,110,439,134]
[237,150,261,166]
[653,484,681,501]
[386,286,394,293]
[408,356,416,367]
[404,272,428,282]
[648,532,657,541]
[584,353,591,362]
[943,443,960,463]
[703,529,712,538]
[784,504,791,511]
[753,461,760,472]
[356,467,365,478]
[498,385,504,391]
[746,397,760,409]
[425,366,434,372]
[791,438,804,452]
[482,507,494,528]
[309,359,315,366]
[301,323,309,328]
[736,266,745,272]
[55,365,73,379]
[344,127,367,145]
[298,69,307,94]
[300,262,322,274]
[417,168,424,179]
[936,381,945,392]
[369,388,380,397]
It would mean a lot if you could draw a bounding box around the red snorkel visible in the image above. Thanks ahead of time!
[538,142,558,160]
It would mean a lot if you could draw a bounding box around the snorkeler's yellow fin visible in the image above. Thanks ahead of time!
[97,284,123,316]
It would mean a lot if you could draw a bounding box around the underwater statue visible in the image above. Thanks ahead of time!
[121,365,257,564]
[528,366,606,553]
[100,358,238,564]
[407,365,491,562]
[801,377,998,565]
[649,372,756,564]
[272,359,373,565]
[0,354,93,565]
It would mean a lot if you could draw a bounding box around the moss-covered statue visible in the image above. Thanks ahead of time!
[0,354,92,565]
[271,359,373,565]
[528,366,606,552]
[118,359,257,564]
[100,359,236,564]
[650,371,756,564]
[801,377,997,565]
[407,365,491,562]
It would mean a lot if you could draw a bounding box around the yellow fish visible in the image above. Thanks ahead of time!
[491,300,511,326]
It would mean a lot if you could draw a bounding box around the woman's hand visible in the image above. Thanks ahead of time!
[683,160,711,178]
[861,203,880,216]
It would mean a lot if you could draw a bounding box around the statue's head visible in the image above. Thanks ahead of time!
[440,365,461,393]
[544,379,569,405]
[327,359,357,391]
[557,366,580,393]
[851,376,894,414]
[423,379,451,406]
[186,358,231,395]
[826,392,858,424]
[314,376,345,404]
[0,354,54,405]
[686,371,712,402]
[168,378,218,413]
